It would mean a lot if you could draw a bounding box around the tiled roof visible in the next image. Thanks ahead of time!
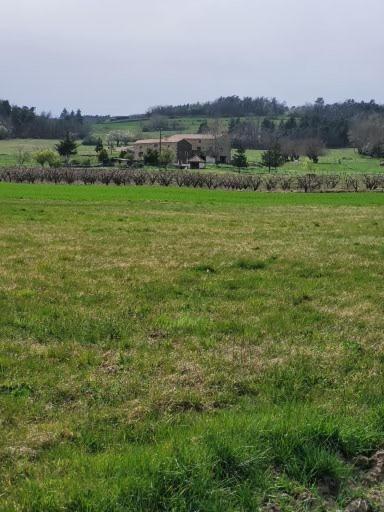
[134,139,161,144]
[165,134,215,142]
[134,134,216,145]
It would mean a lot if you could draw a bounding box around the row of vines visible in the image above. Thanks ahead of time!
[1,168,384,192]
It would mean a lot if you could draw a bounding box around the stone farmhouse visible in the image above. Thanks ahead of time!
[132,133,231,165]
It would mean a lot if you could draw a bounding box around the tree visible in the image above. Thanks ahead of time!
[159,148,174,168]
[106,131,131,148]
[0,124,9,140]
[106,133,116,154]
[75,109,83,124]
[232,147,248,171]
[60,108,69,120]
[198,120,210,134]
[228,118,240,133]
[301,137,326,163]
[95,137,104,153]
[261,118,275,131]
[33,149,60,167]
[280,137,301,162]
[349,115,384,158]
[15,147,31,167]
[56,132,78,163]
[97,148,110,165]
[261,142,284,171]
[144,149,159,166]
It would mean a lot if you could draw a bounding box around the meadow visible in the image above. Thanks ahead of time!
[244,148,383,175]
[0,139,98,167]
[91,116,251,139]
[0,137,382,176]
[1,183,384,511]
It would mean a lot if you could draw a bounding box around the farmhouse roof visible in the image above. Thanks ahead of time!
[134,138,161,144]
[134,133,216,145]
[165,134,215,142]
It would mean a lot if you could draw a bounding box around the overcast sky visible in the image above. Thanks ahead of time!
[1,0,383,115]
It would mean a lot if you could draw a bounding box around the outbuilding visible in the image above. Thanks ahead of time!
[188,155,206,170]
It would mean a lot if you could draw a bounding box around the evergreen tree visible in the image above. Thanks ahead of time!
[261,142,284,171]
[198,120,209,134]
[75,109,83,124]
[60,108,69,120]
[261,118,275,131]
[232,147,248,171]
[95,137,104,153]
[143,149,159,166]
[56,132,78,163]
[97,148,109,165]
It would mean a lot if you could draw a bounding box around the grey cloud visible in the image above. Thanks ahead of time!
[1,0,383,114]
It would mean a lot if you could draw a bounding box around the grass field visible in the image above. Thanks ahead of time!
[1,183,384,511]
[91,116,246,139]
[0,138,382,176]
[244,148,383,174]
[0,139,99,167]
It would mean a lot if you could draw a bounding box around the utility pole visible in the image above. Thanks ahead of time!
[159,128,162,156]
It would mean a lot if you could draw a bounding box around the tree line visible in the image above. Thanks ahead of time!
[0,100,90,139]
[228,98,384,150]
[149,96,287,118]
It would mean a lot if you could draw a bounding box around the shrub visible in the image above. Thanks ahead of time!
[144,149,159,166]
[345,175,360,192]
[159,149,175,168]
[324,175,340,189]
[297,174,323,193]
[97,148,109,165]
[0,124,9,140]
[82,134,100,146]
[263,176,278,191]
[82,170,97,185]
[33,149,60,168]
[363,174,381,190]
[280,176,292,191]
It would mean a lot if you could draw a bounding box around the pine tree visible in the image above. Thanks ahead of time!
[75,109,83,124]
[56,132,78,163]
[60,108,69,120]
[261,142,284,171]
[232,147,248,171]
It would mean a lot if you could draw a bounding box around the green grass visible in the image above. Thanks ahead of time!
[91,116,233,138]
[1,183,384,510]
[91,115,282,139]
[1,138,382,175]
[0,139,100,167]
[243,147,383,174]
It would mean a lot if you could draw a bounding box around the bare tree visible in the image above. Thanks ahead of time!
[15,147,31,167]
[280,137,301,162]
[301,138,326,163]
[349,115,384,158]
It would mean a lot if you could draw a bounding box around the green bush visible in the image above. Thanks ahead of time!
[33,149,61,168]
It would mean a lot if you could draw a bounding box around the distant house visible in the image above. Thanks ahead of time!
[133,133,231,165]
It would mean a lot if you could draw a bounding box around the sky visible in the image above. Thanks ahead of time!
[1,0,383,116]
